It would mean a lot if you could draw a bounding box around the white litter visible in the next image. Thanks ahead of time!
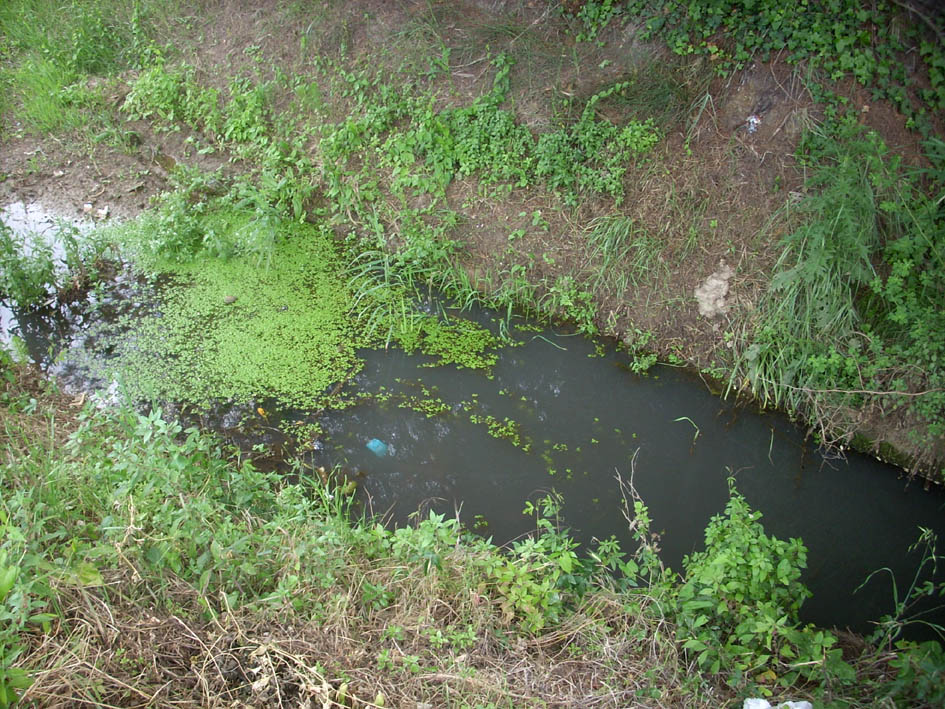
[743,700,813,709]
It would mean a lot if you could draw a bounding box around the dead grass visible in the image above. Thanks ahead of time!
[19,558,722,708]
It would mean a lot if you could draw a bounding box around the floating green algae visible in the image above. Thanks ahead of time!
[74,204,503,412]
[91,215,362,410]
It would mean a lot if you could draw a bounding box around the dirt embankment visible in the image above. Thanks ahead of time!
[1,0,940,477]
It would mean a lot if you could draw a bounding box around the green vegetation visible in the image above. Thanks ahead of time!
[0,220,56,308]
[733,125,945,459]
[3,0,945,704]
[0,0,166,141]
[61,197,501,411]
[3,365,944,705]
[565,1,945,473]
[676,480,849,685]
[101,213,363,409]
[575,0,945,132]
[0,217,108,308]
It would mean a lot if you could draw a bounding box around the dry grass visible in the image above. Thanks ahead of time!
[19,562,722,708]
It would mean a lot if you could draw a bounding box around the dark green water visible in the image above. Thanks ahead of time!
[311,323,945,635]
[4,278,944,637]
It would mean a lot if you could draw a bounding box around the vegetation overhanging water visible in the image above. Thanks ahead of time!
[3,0,945,704]
[3,202,944,640]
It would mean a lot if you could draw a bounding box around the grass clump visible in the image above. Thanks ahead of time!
[0,0,168,136]
[733,124,945,470]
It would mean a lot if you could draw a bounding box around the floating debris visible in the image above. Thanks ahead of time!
[366,438,389,457]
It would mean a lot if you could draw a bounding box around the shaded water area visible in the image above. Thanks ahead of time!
[311,327,945,635]
[3,205,945,638]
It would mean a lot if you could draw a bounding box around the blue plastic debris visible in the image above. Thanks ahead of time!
[366,438,388,457]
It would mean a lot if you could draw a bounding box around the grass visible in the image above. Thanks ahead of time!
[593,58,708,128]
[585,214,668,296]
[3,362,944,706]
[0,0,177,136]
[2,1,945,700]
[730,124,945,470]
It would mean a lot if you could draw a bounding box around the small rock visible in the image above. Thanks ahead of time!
[223,295,237,304]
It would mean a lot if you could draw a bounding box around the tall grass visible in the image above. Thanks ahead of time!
[585,215,667,295]
[0,0,170,134]
[8,58,86,134]
[733,125,945,461]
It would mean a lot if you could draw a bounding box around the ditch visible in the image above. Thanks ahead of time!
[2,201,944,640]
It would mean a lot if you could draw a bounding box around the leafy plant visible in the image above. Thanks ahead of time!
[675,478,851,688]
[571,0,623,42]
[884,639,945,707]
[0,220,56,308]
[730,123,945,460]
[486,494,587,632]
[536,84,660,206]
[122,62,222,135]
[0,547,35,708]
[540,275,597,334]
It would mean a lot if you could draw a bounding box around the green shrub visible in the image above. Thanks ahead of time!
[885,640,945,706]
[122,62,223,135]
[0,220,56,309]
[675,479,851,688]
[735,125,945,453]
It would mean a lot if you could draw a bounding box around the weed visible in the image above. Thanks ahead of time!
[122,62,223,135]
[571,0,623,42]
[536,84,661,206]
[676,478,853,689]
[0,221,56,309]
[585,215,666,296]
[8,58,86,134]
[732,125,945,460]
[859,527,945,648]
[540,275,597,335]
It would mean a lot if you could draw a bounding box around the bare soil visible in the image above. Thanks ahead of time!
[1,0,939,474]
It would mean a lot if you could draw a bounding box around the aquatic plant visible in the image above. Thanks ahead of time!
[86,212,362,410]
[0,221,55,309]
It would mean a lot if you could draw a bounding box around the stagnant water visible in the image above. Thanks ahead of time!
[308,326,945,635]
[3,205,944,637]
